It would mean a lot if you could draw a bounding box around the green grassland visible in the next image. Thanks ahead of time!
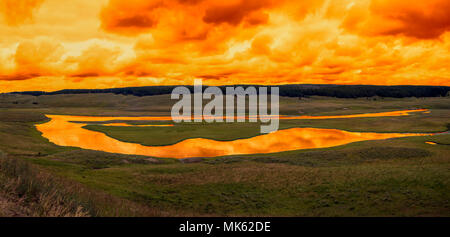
[0,93,449,216]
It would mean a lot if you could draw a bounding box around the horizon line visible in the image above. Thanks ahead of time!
[4,83,450,95]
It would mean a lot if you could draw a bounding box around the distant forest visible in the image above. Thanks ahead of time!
[10,84,450,98]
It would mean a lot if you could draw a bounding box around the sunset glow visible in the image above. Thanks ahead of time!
[1,0,450,92]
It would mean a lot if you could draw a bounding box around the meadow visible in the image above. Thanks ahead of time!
[0,93,449,216]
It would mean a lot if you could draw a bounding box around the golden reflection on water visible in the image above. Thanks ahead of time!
[425,141,437,145]
[47,109,426,122]
[285,109,428,119]
[36,112,430,159]
[102,123,174,127]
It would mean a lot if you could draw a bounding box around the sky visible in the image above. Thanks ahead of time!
[0,0,449,92]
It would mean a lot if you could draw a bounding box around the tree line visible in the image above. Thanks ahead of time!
[11,84,450,98]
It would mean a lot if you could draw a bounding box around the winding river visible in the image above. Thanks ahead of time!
[35,109,431,158]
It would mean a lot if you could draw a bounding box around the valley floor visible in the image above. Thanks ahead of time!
[0,94,449,216]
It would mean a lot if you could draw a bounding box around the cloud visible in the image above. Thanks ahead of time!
[0,0,44,25]
[202,0,272,26]
[15,37,64,73]
[1,0,450,92]
[0,37,134,84]
[100,0,162,35]
[68,44,123,75]
[0,73,40,81]
[373,0,450,39]
[100,0,275,36]
[343,0,450,39]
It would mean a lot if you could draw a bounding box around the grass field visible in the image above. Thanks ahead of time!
[0,93,449,216]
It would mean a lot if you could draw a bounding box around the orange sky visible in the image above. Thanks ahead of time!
[0,0,449,92]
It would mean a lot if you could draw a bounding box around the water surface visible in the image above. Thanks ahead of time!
[36,110,430,158]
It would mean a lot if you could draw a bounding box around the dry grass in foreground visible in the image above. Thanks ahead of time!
[0,152,168,217]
